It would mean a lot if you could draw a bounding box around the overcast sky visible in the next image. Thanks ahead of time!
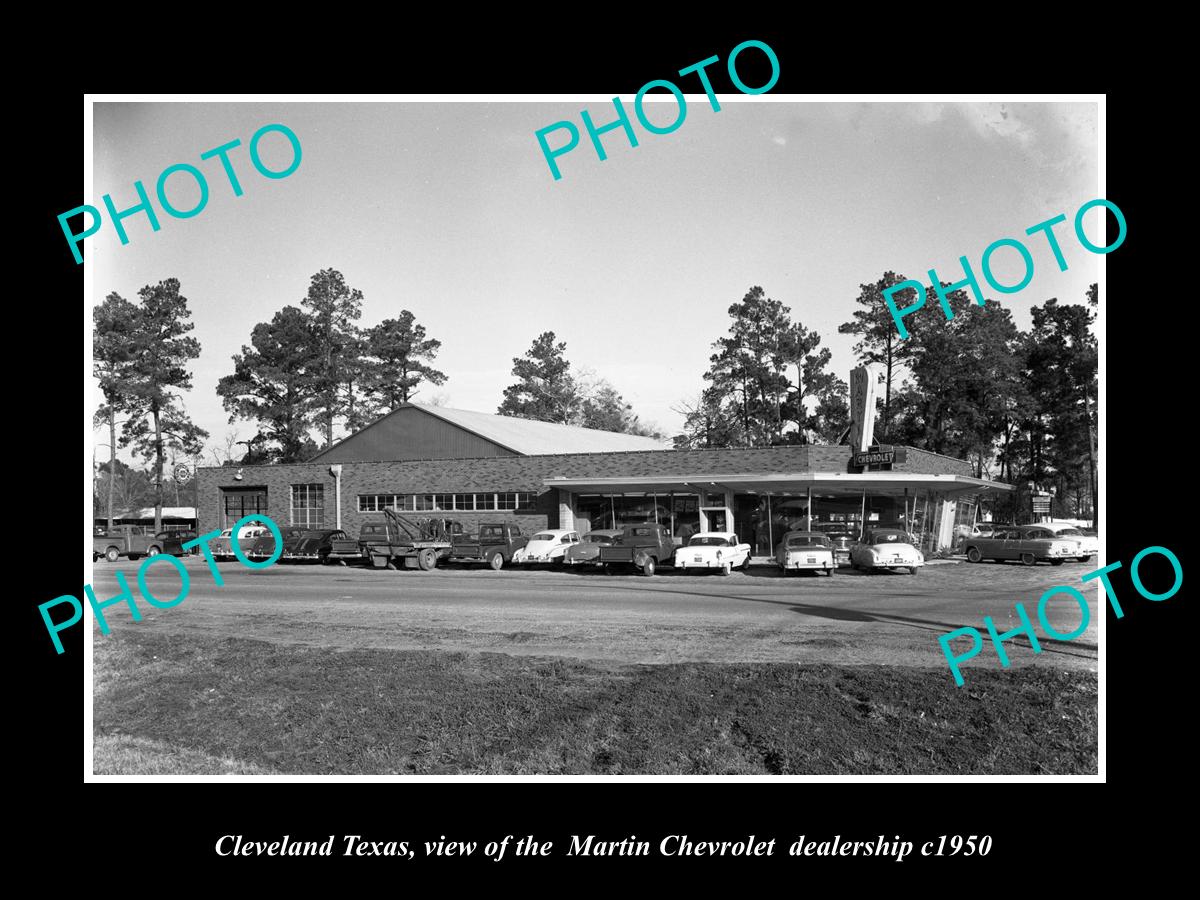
[90,100,1099,465]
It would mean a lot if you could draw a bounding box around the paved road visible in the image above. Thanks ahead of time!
[88,556,1099,674]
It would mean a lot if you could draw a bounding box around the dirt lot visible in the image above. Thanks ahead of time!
[90,558,1099,775]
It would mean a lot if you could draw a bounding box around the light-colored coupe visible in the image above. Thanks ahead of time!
[675,532,751,575]
[512,529,580,564]
[775,531,836,576]
[850,527,925,575]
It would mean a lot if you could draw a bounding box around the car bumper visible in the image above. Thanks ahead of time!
[677,557,736,569]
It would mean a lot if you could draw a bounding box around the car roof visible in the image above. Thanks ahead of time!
[531,529,574,538]
[780,530,824,539]
[586,529,623,536]
[691,531,735,540]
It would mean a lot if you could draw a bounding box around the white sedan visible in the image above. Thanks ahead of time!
[512,530,580,564]
[1039,522,1099,562]
[775,531,836,576]
[850,527,925,575]
[676,532,752,575]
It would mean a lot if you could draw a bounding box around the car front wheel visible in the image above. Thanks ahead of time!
[641,558,656,577]
[488,551,504,571]
[105,547,120,563]
[909,566,919,575]
[146,546,161,557]
[1020,552,1036,566]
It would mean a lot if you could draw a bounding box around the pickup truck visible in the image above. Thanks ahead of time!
[598,523,677,576]
[93,526,174,563]
[448,523,527,570]
[326,523,386,564]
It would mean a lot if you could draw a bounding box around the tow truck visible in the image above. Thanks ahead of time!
[359,509,461,571]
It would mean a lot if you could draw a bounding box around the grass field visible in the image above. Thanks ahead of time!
[94,629,1097,775]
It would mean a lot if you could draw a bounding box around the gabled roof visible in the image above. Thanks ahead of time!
[311,403,670,461]
[411,404,668,455]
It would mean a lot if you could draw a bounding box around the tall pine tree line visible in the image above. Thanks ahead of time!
[218,268,449,463]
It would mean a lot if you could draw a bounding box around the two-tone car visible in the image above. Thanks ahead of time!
[675,532,751,575]
[962,525,1081,566]
[850,527,925,575]
[1039,522,1098,562]
[512,529,580,564]
[774,531,836,576]
[211,522,270,561]
[562,529,622,566]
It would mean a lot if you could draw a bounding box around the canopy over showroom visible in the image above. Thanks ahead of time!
[546,472,1011,555]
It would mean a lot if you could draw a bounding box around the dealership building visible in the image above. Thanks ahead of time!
[195,402,1012,556]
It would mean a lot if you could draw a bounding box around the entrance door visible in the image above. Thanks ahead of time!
[700,506,731,534]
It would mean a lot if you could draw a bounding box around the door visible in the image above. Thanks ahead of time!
[998,529,1022,560]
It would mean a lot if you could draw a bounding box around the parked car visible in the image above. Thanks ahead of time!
[93,526,182,562]
[775,531,836,576]
[962,525,1081,566]
[598,523,677,576]
[814,523,856,566]
[449,523,528,570]
[850,527,925,575]
[281,529,349,563]
[512,529,580,564]
[244,526,306,562]
[211,523,269,561]
[325,522,389,565]
[1039,522,1098,562]
[563,529,623,566]
[675,532,751,575]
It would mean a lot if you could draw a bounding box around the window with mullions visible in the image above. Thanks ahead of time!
[453,493,474,511]
[290,484,324,528]
[222,488,267,528]
[435,493,456,511]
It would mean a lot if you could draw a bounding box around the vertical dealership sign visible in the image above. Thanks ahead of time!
[848,364,882,453]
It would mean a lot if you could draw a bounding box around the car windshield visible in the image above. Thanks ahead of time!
[869,530,909,544]
[584,534,613,544]
[788,536,830,548]
[690,537,729,547]
[532,533,556,542]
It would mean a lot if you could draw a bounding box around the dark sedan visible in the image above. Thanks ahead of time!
[282,529,350,563]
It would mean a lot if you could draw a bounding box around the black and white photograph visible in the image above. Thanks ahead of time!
[80,94,1108,779]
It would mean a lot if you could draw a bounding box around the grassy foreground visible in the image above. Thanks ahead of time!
[94,631,1096,775]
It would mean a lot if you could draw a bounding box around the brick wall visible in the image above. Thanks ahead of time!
[195,444,976,537]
